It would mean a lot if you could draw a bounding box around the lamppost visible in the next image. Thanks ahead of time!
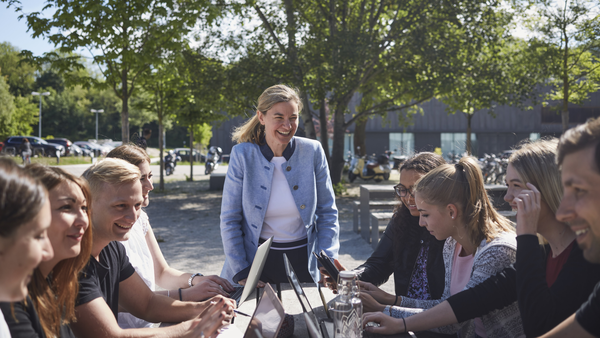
[31,91,50,138]
[90,109,104,141]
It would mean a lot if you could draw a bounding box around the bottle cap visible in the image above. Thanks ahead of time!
[339,271,356,279]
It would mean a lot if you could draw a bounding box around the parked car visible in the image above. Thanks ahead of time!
[69,143,90,157]
[74,141,107,157]
[2,136,65,157]
[46,138,75,156]
[174,148,205,162]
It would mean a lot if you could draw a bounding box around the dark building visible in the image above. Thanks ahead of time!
[211,91,600,160]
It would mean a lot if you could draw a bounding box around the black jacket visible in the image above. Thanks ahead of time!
[355,213,446,299]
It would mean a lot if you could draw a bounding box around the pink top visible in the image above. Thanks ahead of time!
[450,243,487,337]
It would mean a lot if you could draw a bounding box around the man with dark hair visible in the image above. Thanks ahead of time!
[138,129,151,150]
[542,117,600,338]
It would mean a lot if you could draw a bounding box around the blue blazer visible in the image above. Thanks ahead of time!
[219,136,340,283]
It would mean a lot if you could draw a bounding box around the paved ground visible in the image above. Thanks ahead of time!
[58,157,400,294]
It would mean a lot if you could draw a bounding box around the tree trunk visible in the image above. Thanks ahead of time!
[319,97,331,164]
[354,117,367,156]
[121,69,129,143]
[330,106,348,184]
[158,114,164,191]
[466,113,473,156]
[302,92,317,139]
[562,47,570,132]
[189,125,194,181]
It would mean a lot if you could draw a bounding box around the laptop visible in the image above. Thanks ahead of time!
[283,253,334,338]
[228,237,273,306]
[218,283,285,338]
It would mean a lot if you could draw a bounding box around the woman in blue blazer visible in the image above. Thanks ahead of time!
[220,84,340,285]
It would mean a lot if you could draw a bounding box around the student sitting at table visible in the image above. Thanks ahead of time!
[321,153,447,307]
[1,165,92,338]
[363,139,600,337]
[71,158,234,338]
[361,156,523,337]
[107,144,234,329]
[0,159,53,338]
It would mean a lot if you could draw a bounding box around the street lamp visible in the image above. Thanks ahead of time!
[90,109,104,141]
[31,91,50,138]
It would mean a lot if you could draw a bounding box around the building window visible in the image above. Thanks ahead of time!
[344,133,354,155]
[441,133,477,160]
[389,133,414,156]
[541,106,600,124]
[529,133,540,141]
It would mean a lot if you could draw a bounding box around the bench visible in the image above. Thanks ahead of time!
[209,166,228,190]
[352,200,396,233]
[369,211,394,249]
[360,185,396,244]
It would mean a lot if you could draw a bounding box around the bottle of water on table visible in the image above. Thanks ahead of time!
[332,270,362,338]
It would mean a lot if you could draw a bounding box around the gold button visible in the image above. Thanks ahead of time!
[293,185,298,190]
[286,166,291,171]
[300,204,305,209]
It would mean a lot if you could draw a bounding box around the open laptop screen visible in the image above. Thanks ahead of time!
[245,283,284,338]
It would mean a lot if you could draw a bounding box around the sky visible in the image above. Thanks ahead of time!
[0,0,56,55]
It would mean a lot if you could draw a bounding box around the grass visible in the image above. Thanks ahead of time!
[1,155,95,165]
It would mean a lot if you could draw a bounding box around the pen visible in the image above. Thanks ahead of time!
[234,309,251,317]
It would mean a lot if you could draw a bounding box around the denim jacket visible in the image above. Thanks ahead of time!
[219,136,340,283]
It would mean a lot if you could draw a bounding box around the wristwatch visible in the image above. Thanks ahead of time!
[188,272,203,287]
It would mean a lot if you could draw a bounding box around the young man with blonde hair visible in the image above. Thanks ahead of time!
[72,158,234,338]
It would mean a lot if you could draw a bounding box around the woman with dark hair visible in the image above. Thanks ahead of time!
[0,159,54,338]
[107,144,234,329]
[323,152,447,303]
[1,164,92,338]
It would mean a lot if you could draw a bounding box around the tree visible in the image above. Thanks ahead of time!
[0,42,36,97]
[522,0,600,131]
[0,73,38,140]
[9,0,219,142]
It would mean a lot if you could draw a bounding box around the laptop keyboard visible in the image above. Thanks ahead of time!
[228,286,243,301]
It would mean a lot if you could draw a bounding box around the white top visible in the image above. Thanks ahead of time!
[118,210,156,329]
[0,308,11,338]
[260,157,306,243]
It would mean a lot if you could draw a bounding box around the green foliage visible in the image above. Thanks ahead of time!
[332,181,347,197]
[0,42,36,97]
[192,123,213,148]
[0,73,38,140]
[518,0,600,131]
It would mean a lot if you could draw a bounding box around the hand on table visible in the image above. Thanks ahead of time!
[363,312,404,335]
[185,275,235,301]
[182,296,235,338]
[514,183,542,236]
[357,281,398,305]
[360,292,386,313]
[237,278,266,288]
[319,259,346,293]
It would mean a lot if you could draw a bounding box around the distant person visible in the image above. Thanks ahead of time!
[1,165,93,338]
[138,129,151,150]
[72,158,234,338]
[107,144,234,329]
[0,158,54,338]
[220,84,339,285]
[20,138,32,164]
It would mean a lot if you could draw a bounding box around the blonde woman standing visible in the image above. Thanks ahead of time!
[220,84,339,285]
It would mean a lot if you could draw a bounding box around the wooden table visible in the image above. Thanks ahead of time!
[360,185,396,245]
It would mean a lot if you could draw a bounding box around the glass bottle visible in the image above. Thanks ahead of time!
[332,270,363,338]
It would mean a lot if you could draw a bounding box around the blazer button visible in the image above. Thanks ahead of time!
[286,166,291,171]
[300,204,305,209]
[293,185,298,190]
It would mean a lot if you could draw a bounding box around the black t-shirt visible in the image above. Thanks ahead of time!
[77,241,136,319]
[576,281,600,337]
[0,296,76,338]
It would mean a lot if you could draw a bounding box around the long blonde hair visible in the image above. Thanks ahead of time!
[231,84,303,145]
[414,156,514,248]
[509,138,561,214]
